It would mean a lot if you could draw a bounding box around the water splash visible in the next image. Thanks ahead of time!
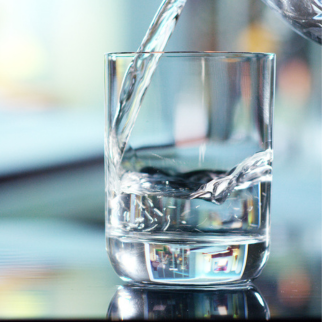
[190,149,273,204]
[120,149,273,205]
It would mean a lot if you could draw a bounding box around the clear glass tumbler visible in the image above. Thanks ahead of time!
[105,52,275,285]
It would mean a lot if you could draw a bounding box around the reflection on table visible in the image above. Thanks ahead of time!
[107,283,269,320]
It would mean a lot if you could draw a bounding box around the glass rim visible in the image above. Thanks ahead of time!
[106,51,275,58]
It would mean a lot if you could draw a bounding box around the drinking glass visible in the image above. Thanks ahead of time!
[105,52,275,285]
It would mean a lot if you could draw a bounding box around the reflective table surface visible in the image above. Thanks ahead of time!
[0,216,320,319]
[0,161,321,319]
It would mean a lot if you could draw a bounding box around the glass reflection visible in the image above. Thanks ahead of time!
[107,283,269,320]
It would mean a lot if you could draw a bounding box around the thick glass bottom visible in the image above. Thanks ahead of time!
[106,233,269,285]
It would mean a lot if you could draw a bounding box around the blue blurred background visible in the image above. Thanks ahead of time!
[0,0,320,318]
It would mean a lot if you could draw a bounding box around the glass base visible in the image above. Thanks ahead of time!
[106,234,269,285]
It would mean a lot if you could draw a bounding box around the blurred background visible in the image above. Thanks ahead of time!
[0,0,320,318]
